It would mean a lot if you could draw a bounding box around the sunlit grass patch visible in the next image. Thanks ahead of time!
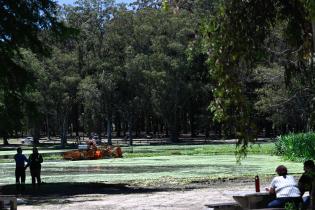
[0,154,303,186]
[123,143,275,158]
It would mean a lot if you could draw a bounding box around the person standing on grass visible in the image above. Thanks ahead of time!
[28,147,43,189]
[14,147,28,193]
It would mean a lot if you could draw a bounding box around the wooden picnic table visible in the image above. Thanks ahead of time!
[231,191,275,209]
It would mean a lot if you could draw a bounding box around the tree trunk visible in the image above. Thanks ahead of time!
[205,122,210,139]
[33,124,40,145]
[169,108,179,142]
[169,114,178,142]
[145,115,151,134]
[3,132,9,145]
[128,115,133,146]
[312,20,315,53]
[115,114,121,137]
[46,113,50,140]
[182,112,188,134]
[107,115,112,145]
[189,111,196,137]
[60,117,68,149]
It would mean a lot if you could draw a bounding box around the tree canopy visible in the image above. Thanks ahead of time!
[202,0,315,155]
[0,0,65,144]
[1,0,315,157]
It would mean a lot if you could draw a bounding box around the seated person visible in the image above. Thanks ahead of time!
[298,160,315,209]
[266,165,301,208]
[86,138,97,150]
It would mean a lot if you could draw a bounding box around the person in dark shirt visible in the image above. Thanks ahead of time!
[28,147,43,189]
[298,160,315,209]
[14,147,28,193]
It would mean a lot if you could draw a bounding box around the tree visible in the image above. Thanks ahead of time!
[255,60,315,133]
[147,10,197,142]
[202,0,315,155]
[67,0,117,144]
[0,0,64,144]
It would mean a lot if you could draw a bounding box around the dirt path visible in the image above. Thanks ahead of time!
[18,182,261,210]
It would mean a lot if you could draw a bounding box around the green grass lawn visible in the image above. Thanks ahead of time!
[0,153,304,186]
[0,143,304,186]
[122,143,275,157]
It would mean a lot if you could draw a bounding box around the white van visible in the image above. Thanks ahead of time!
[21,137,34,145]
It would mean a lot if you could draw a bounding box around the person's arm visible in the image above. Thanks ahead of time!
[298,175,306,196]
[39,154,43,163]
[26,155,32,168]
[266,178,277,195]
[268,187,276,194]
[24,155,29,162]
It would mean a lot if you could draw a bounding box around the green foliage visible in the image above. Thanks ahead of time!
[275,132,315,161]
[305,0,315,19]
[0,0,66,143]
[4,0,315,157]
[284,202,296,210]
[202,1,277,154]
[162,0,169,11]
[201,0,315,156]
[255,64,315,132]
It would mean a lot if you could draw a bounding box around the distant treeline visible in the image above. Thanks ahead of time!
[1,0,314,147]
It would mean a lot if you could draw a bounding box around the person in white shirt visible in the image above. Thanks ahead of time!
[265,165,302,208]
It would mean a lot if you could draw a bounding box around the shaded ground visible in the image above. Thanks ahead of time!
[1,178,274,210]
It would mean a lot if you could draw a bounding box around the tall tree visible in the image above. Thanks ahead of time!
[65,0,116,143]
[0,0,64,144]
[202,0,314,156]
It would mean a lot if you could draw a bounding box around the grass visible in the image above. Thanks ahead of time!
[0,143,274,160]
[0,149,70,162]
[122,143,275,158]
[1,143,302,187]
[0,153,303,186]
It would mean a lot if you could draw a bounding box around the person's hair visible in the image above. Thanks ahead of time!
[17,147,22,154]
[304,160,315,169]
[276,165,288,177]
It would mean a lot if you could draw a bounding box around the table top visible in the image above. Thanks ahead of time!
[224,190,270,197]
[234,192,270,197]
[232,192,274,209]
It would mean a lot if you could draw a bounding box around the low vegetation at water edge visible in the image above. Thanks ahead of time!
[275,132,315,161]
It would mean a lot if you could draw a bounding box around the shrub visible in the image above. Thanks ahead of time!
[275,132,315,161]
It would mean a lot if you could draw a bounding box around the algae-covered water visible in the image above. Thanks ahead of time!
[0,154,303,185]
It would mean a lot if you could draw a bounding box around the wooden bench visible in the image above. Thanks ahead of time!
[0,195,17,210]
[205,202,241,210]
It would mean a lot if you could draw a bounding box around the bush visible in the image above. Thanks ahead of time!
[275,132,315,161]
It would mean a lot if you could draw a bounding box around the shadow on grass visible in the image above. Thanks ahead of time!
[2,182,165,196]
[1,182,170,206]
